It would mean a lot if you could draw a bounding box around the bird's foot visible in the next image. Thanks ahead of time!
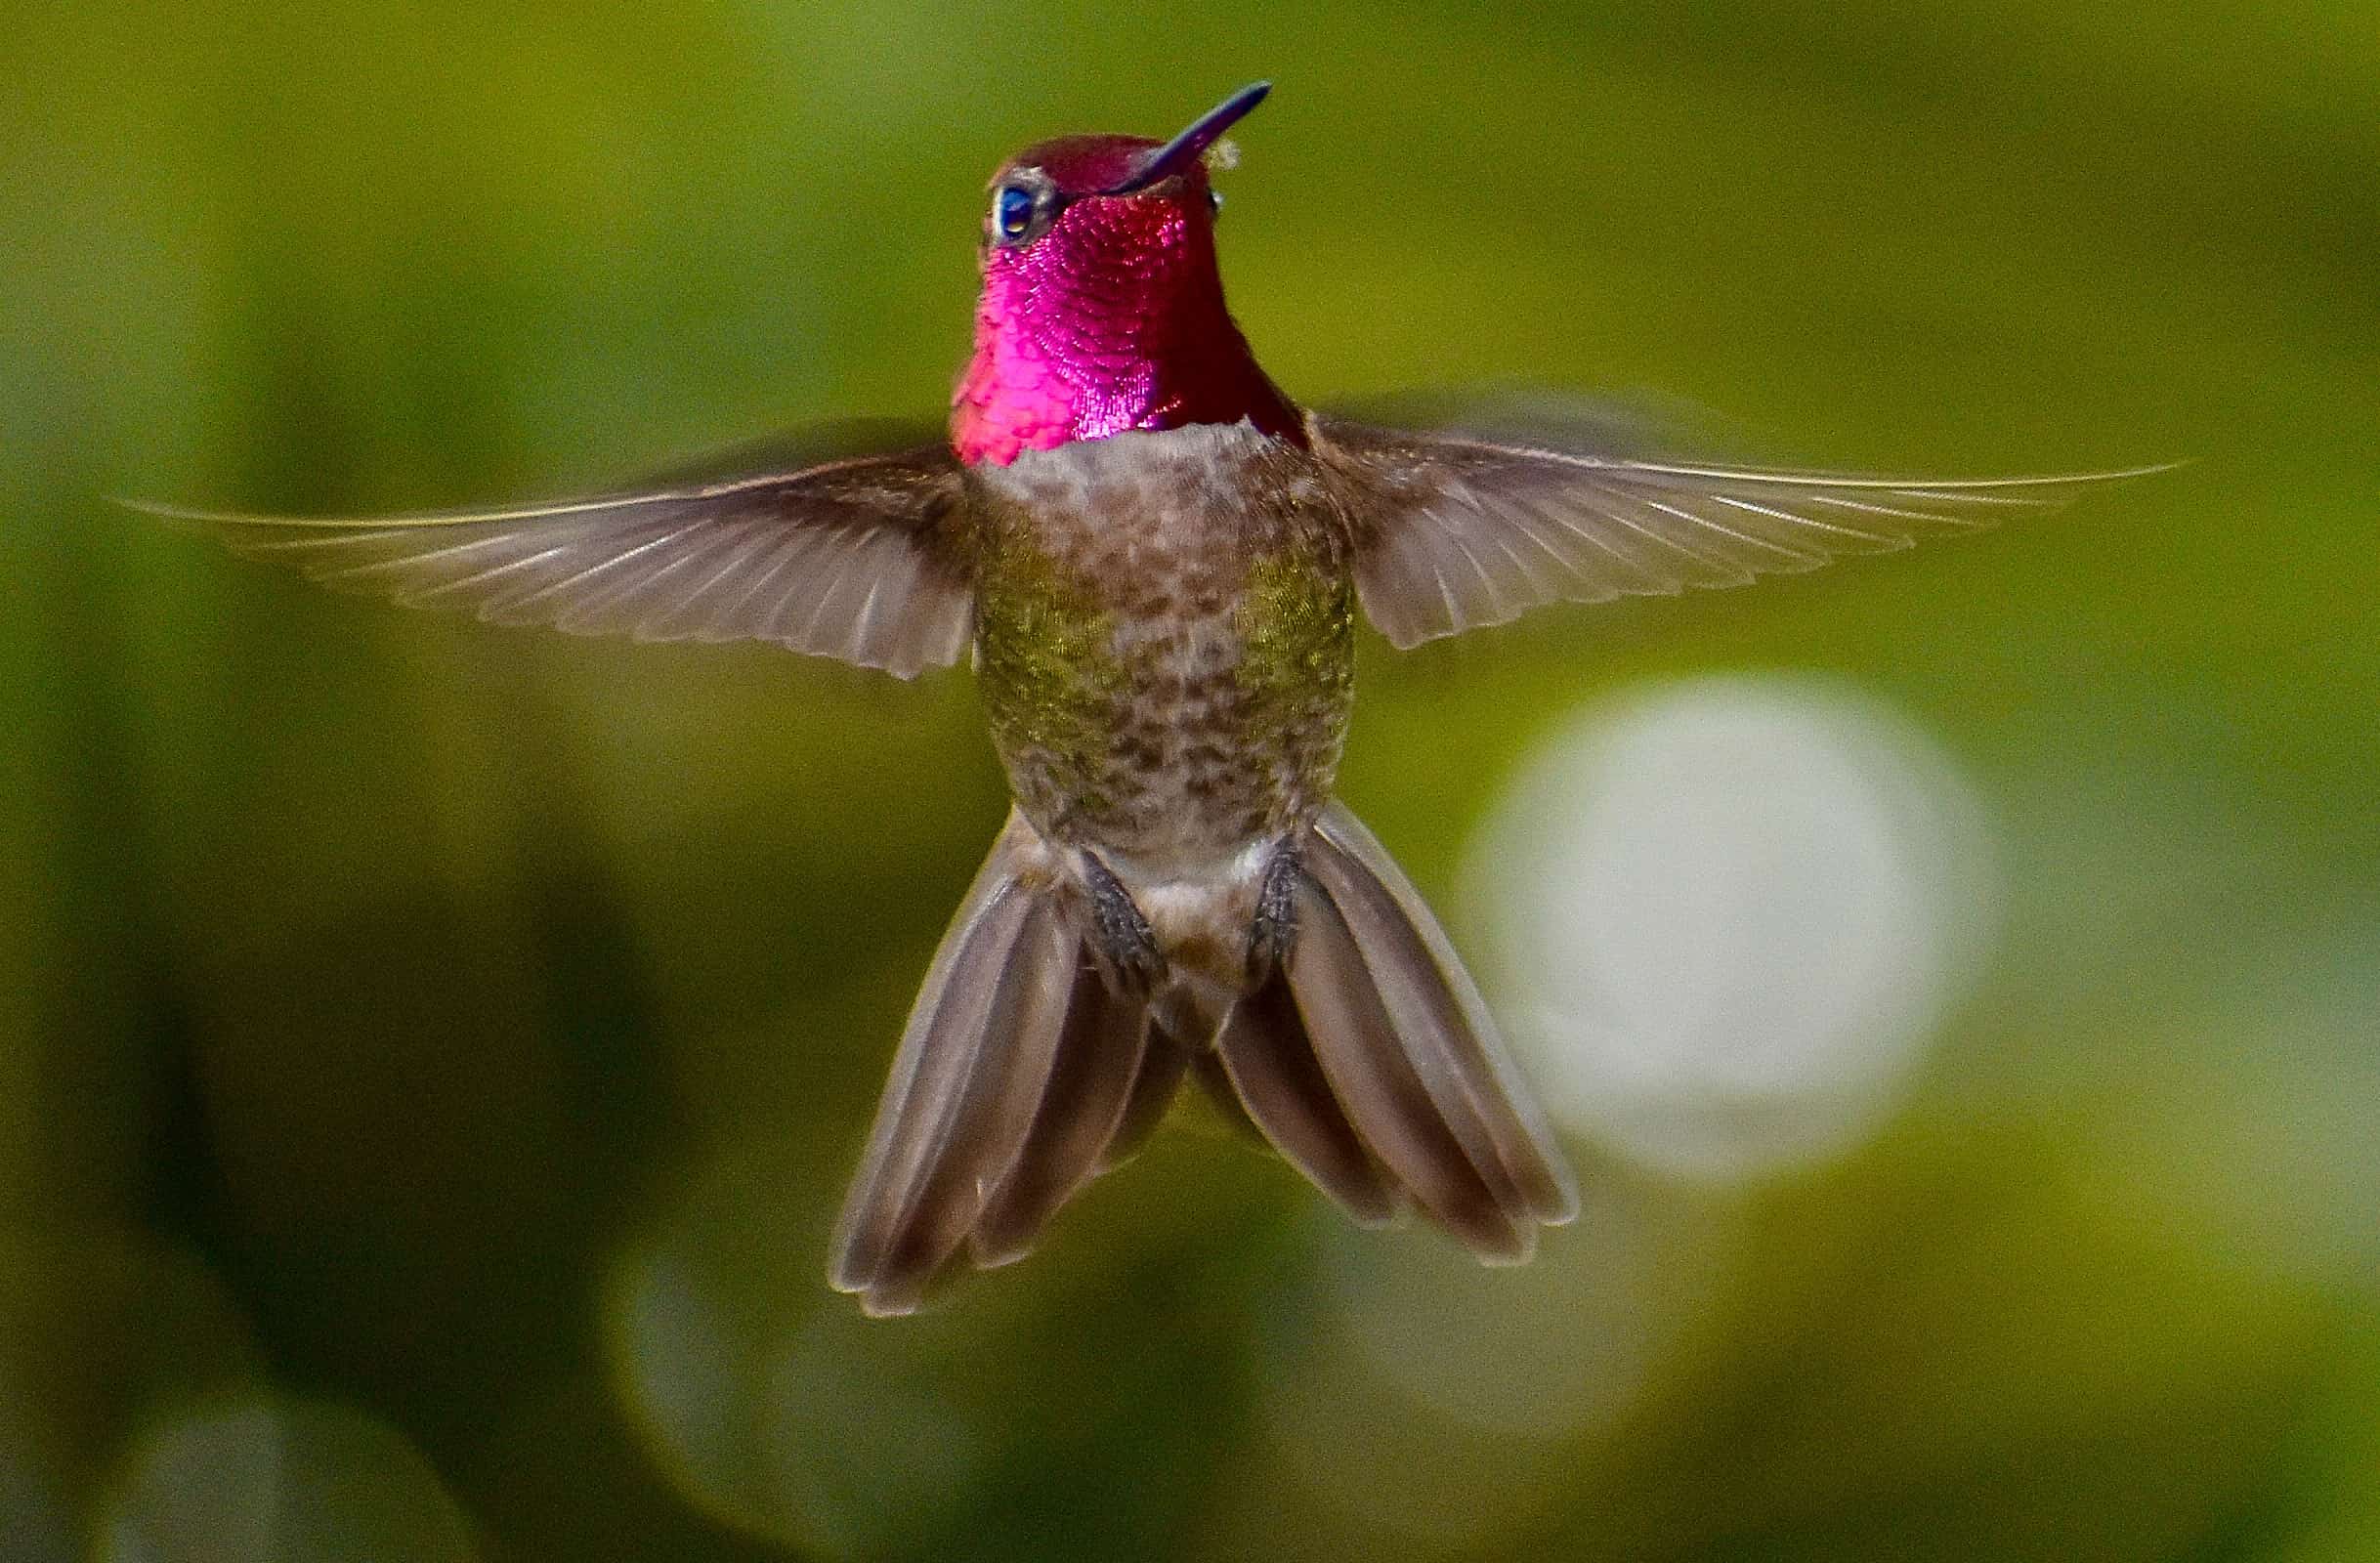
[1078,850,1165,996]
[1245,840,1301,983]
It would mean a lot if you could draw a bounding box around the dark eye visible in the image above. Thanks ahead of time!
[1208,190,1224,218]
[994,182,1040,243]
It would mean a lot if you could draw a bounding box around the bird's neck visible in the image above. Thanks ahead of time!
[950,228,1302,466]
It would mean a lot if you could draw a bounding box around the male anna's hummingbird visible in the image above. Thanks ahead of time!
[150,83,2156,1315]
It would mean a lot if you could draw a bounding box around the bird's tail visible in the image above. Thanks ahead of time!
[829,810,1169,1317]
[1210,802,1579,1259]
[830,802,1579,1314]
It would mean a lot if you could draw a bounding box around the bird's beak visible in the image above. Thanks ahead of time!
[1103,81,1271,194]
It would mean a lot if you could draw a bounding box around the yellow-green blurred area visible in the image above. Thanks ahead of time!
[5,1,2376,1558]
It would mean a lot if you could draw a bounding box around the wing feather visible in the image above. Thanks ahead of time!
[129,435,975,678]
[1316,411,2174,648]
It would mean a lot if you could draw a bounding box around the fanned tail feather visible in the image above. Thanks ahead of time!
[1211,802,1579,1259]
[829,811,1161,1315]
[1212,972,1399,1226]
[1093,1024,1193,1174]
[970,972,1155,1268]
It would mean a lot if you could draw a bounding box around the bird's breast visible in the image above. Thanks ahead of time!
[965,423,1356,884]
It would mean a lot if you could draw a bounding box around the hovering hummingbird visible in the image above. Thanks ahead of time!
[146,82,2158,1315]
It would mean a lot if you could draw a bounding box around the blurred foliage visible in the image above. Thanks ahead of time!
[4,1,2376,1559]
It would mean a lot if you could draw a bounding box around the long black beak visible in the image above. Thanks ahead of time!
[1102,81,1270,194]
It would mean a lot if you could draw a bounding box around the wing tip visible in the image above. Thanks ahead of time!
[111,494,247,530]
[1625,455,2191,491]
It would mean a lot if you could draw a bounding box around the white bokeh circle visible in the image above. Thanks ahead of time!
[1463,673,1997,1182]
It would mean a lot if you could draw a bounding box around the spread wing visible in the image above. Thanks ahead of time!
[1314,412,2174,649]
[130,428,976,678]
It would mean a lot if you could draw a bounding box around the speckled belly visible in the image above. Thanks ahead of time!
[966,426,1356,881]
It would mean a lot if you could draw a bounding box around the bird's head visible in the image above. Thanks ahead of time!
[951,82,1301,466]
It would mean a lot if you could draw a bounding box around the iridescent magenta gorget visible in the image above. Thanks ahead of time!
[951,136,1301,467]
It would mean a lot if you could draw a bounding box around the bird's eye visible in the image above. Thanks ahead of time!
[1208,190,1224,219]
[993,182,1041,245]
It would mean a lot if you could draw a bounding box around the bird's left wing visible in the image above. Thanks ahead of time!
[131,430,976,678]
[1313,413,2172,649]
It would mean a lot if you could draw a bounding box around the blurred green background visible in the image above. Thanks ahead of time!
[5,2,2376,1559]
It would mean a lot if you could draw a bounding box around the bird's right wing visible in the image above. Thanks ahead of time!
[130,429,976,679]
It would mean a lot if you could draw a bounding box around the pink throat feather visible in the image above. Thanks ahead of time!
[950,190,1301,466]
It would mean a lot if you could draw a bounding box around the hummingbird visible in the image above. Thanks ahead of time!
[146,82,2159,1316]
